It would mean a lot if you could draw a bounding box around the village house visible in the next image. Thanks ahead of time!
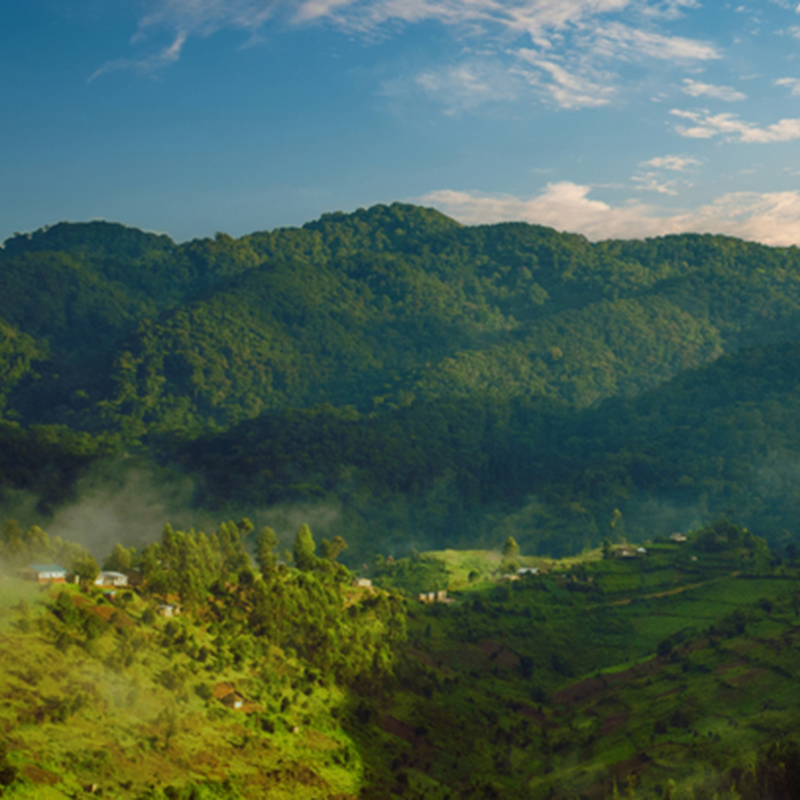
[94,571,129,588]
[23,564,67,584]
[157,603,180,618]
[670,532,688,543]
[354,577,372,589]
[418,589,452,604]
[517,567,539,576]
[213,682,245,710]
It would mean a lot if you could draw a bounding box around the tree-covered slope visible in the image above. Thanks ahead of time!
[6,205,800,555]
[7,204,800,433]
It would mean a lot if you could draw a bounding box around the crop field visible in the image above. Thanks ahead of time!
[375,534,800,798]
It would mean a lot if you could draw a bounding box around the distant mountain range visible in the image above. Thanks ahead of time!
[3,204,800,558]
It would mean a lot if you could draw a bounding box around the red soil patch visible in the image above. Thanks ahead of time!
[652,686,681,701]
[478,639,502,657]
[714,658,747,676]
[729,668,766,686]
[553,658,662,709]
[406,647,439,669]
[382,714,418,743]
[212,681,237,700]
[553,677,606,706]
[304,730,339,751]
[498,649,519,668]
[606,752,653,784]
[605,657,661,684]
[20,765,60,785]
[477,639,519,669]
[517,703,557,729]
[91,605,117,622]
[601,712,628,736]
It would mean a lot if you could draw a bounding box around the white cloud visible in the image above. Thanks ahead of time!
[671,109,800,142]
[409,60,521,113]
[775,76,800,96]
[632,173,680,194]
[642,154,700,170]
[418,182,800,245]
[101,0,718,113]
[89,30,188,81]
[591,22,719,61]
[516,51,616,108]
[681,78,746,101]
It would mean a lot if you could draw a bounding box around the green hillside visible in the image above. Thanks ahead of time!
[2,521,800,798]
[4,205,800,558]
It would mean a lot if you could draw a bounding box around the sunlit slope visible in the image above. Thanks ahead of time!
[3,527,800,799]
[5,204,800,432]
[366,535,800,798]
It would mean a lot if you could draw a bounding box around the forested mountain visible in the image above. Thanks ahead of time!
[4,204,800,558]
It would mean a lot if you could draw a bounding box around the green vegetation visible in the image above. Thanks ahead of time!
[4,205,800,559]
[0,521,799,797]
[6,204,800,793]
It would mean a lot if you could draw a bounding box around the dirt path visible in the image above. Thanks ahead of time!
[588,572,738,610]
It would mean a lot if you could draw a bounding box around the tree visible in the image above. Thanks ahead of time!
[72,554,100,588]
[293,524,317,571]
[501,536,520,571]
[502,536,520,561]
[319,536,347,562]
[254,526,279,574]
[104,543,134,572]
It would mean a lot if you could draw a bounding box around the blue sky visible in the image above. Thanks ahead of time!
[3,0,800,245]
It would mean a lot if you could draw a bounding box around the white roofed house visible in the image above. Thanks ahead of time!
[23,564,67,584]
[94,571,129,588]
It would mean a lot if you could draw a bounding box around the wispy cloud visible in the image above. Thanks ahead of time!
[89,31,188,81]
[642,154,700,170]
[407,59,521,114]
[591,22,719,61]
[418,182,800,245]
[97,0,718,113]
[775,76,800,96]
[516,51,616,108]
[671,108,800,142]
[631,173,680,194]
[630,153,699,195]
[681,78,746,101]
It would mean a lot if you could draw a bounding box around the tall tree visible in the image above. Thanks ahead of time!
[293,524,317,572]
[319,535,347,562]
[254,526,279,574]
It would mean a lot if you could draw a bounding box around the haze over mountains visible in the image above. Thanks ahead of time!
[3,203,800,560]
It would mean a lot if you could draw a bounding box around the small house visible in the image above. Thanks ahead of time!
[669,533,688,543]
[221,692,245,710]
[24,564,67,584]
[517,567,539,576]
[94,571,129,588]
[213,682,245,710]
[418,590,452,603]
[157,603,180,618]
[354,577,372,588]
